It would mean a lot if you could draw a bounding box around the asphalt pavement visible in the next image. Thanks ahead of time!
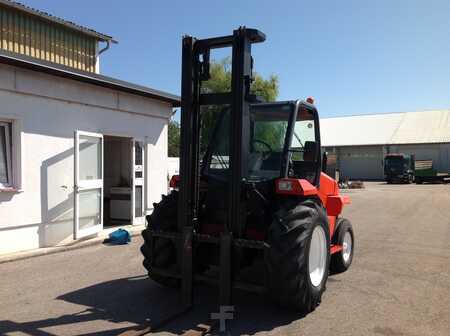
[0,182,449,335]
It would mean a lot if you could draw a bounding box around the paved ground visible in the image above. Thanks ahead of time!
[1,182,449,336]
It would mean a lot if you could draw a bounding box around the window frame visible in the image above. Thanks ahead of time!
[0,121,12,188]
[0,116,23,191]
[284,101,322,186]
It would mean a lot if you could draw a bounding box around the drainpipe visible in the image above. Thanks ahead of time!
[98,40,111,56]
[94,40,111,74]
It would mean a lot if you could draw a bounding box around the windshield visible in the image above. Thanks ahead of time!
[385,157,404,168]
[247,103,292,180]
[202,102,317,182]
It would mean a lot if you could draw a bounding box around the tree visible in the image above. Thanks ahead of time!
[200,58,279,153]
[168,118,180,157]
[201,57,279,102]
[168,58,280,157]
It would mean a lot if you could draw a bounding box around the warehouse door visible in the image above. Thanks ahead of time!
[74,131,104,239]
[339,146,384,180]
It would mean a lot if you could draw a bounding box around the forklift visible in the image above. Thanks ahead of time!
[141,27,354,313]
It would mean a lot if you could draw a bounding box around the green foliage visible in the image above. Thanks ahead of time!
[251,73,279,102]
[168,58,280,157]
[201,57,279,102]
[254,121,288,151]
[199,58,280,154]
[168,118,180,157]
[202,58,233,93]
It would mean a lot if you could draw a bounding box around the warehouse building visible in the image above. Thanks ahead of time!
[0,1,179,254]
[321,110,450,180]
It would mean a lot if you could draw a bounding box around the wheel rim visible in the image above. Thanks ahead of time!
[309,225,327,287]
[342,231,353,263]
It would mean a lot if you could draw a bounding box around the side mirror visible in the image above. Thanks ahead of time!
[322,152,328,173]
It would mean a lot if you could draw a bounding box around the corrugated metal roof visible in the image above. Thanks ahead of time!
[321,110,450,147]
[0,0,117,43]
[0,49,180,106]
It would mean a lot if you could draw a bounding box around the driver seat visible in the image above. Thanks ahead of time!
[248,152,263,172]
[260,152,282,171]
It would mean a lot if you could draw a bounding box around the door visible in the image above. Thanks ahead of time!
[339,146,384,180]
[132,139,145,225]
[74,130,104,239]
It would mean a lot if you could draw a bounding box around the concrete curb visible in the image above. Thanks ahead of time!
[0,226,144,265]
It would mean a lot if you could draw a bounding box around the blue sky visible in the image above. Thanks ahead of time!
[24,0,450,118]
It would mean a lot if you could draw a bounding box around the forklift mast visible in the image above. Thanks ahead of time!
[178,27,265,305]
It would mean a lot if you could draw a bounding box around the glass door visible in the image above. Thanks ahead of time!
[132,139,145,225]
[74,130,104,239]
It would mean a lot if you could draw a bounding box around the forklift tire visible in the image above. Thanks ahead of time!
[267,198,330,313]
[330,218,354,274]
[141,191,180,288]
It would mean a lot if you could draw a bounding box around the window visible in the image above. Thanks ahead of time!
[247,104,291,180]
[289,107,319,184]
[134,141,143,178]
[291,119,316,161]
[0,121,12,188]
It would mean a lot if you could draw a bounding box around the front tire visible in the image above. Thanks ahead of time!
[267,198,330,313]
[141,191,180,288]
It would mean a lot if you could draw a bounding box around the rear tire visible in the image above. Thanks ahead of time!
[330,218,354,273]
[141,191,180,288]
[267,198,330,313]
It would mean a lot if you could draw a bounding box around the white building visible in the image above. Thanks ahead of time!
[321,110,450,180]
[0,52,179,254]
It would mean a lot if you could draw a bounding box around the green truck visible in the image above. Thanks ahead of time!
[384,154,415,184]
[384,154,450,184]
[414,159,450,184]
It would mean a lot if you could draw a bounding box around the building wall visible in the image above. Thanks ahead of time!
[0,63,172,254]
[167,157,179,180]
[325,145,384,180]
[325,143,450,180]
[0,4,98,72]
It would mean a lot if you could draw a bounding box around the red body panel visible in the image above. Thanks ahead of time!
[330,244,343,254]
[169,175,180,188]
[317,173,351,252]
[275,173,351,249]
[275,178,318,196]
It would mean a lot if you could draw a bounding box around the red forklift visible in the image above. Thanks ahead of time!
[141,27,354,313]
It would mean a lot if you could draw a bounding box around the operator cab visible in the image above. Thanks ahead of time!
[202,100,321,186]
[248,100,321,185]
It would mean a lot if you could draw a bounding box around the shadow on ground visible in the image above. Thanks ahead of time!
[0,274,304,335]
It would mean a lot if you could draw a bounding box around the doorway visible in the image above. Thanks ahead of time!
[74,131,145,238]
[103,135,132,226]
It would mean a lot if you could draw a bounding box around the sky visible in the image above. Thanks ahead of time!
[23,0,450,118]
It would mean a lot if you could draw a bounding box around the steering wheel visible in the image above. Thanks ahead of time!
[252,139,273,160]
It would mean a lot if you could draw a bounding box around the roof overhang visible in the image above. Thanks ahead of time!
[0,50,180,107]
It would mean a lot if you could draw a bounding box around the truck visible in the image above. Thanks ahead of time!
[384,153,415,184]
[414,159,450,184]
